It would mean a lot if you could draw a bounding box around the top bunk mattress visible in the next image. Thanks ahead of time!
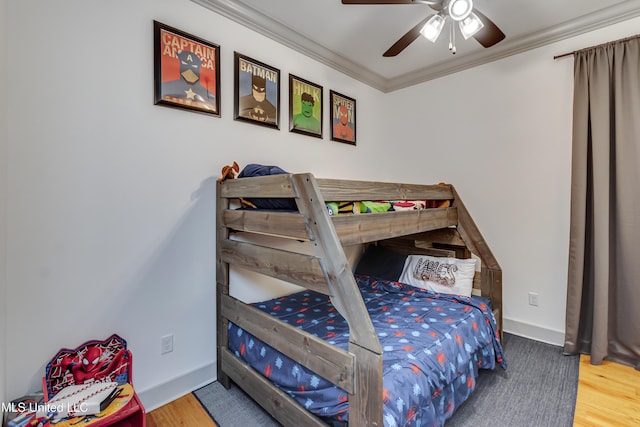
[227,274,506,427]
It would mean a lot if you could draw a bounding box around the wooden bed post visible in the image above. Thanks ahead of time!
[216,181,231,389]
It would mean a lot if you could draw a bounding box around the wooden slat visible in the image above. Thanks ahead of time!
[221,294,355,392]
[348,344,383,427]
[221,348,327,427]
[219,174,297,199]
[220,239,330,295]
[431,242,470,259]
[379,238,456,258]
[412,228,467,246]
[222,206,456,246]
[221,175,454,203]
[411,247,456,257]
[332,208,457,245]
[316,178,453,202]
[381,229,470,258]
[222,209,310,240]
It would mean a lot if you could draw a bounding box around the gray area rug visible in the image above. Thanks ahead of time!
[194,333,579,426]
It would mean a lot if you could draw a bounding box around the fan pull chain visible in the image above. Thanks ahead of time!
[449,20,456,54]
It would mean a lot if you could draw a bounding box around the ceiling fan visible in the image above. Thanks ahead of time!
[342,0,505,56]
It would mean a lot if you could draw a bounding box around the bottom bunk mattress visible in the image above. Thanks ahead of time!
[227,274,507,427]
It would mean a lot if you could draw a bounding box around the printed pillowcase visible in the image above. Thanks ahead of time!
[398,254,477,297]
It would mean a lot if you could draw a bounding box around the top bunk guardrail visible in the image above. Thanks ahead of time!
[218,173,461,245]
[217,172,502,332]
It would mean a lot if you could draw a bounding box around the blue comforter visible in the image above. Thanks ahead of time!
[228,274,506,426]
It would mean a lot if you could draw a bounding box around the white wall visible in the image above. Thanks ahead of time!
[5,0,640,412]
[4,0,385,410]
[381,46,572,344]
[381,16,640,344]
[381,15,640,344]
[1,0,8,411]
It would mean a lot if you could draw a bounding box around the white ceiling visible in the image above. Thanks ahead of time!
[191,0,640,92]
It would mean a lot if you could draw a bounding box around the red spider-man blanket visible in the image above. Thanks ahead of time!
[43,334,130,399]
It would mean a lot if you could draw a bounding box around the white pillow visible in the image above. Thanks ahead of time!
[399,255,476,297]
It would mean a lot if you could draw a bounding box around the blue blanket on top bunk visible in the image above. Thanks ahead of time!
[228,274,506,427]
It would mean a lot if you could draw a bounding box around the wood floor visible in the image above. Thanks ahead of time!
[573,355,640,427]
[147,393,217,427]
[147,355,640,427]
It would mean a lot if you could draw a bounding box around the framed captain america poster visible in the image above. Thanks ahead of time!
[153,21,220,116]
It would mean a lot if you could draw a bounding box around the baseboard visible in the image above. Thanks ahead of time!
[136,361,217,412]
[503,317,565,347]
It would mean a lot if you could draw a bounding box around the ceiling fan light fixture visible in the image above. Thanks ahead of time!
[448,0,473,22]
[420,14,446,43]
[459,12,484,39]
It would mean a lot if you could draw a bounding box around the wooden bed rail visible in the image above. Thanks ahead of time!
[219,239,331,294]
[221,293,355,392]
[219,173,455,202]
[222,205,458,244]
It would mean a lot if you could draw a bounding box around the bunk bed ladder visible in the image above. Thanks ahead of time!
[291,173,383,426]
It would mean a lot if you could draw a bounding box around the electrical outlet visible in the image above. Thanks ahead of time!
[161,334,174,355]
[528,292,539,307]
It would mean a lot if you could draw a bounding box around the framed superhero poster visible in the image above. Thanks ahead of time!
[234,52,280,129]
[330,90,356,145]
[289,74,323,138]
[153,21,220,116]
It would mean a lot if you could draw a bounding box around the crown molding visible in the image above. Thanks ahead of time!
[386,0,640,91]
[191,0,640,93]
[190,0,389,91]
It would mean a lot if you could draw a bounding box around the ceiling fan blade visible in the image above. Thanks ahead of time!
[472,9,505,48]
[383,15,432,57]
[342,1,419,4]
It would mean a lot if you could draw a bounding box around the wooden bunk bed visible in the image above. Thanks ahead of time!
[216,172,504,426]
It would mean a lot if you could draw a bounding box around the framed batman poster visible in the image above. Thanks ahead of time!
[234,52,281,129]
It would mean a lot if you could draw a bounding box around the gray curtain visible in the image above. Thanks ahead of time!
[564,35,640,369]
